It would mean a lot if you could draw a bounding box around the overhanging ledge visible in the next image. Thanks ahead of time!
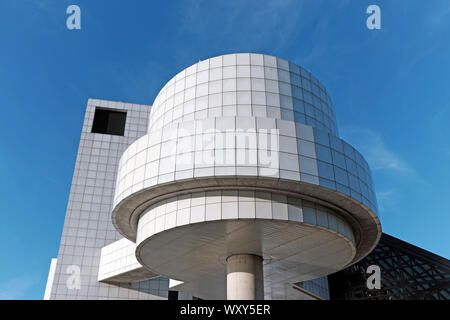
[112,176,381,265]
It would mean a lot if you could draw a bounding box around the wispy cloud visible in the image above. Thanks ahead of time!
[376,189,397,212]
[341,126,430,190]
[397,42,440,79]
[429,107,450,159]
[340,126,431,215]
[430,1,450,29]
[340,126,410,172]
[429,106,450,132]
[176,0,306,53]
[364,136,409,172]
[397,2,449,79]
[0,276,37,300]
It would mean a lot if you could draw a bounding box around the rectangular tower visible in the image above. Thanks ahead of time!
[45,99,169,299]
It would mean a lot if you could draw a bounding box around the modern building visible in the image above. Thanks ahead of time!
[45,53,385,300]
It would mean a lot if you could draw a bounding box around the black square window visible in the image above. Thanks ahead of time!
[168,290,179,300]
[91,108,127,136]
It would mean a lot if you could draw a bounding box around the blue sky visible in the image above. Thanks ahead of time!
[0,0,449,299]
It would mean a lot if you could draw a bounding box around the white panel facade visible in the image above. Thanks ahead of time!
[47,99,169,300]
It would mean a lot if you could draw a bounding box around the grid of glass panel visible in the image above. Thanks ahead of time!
[300,277,330,299]
[98,238,144,282]
[49,99,168,300]
[114,117,377,215]
[136,190,356,246]
[148,53,338,135]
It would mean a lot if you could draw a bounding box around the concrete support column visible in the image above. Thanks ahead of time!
[226,254,264,300]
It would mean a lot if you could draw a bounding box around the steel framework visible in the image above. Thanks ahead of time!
[328,233,450,300]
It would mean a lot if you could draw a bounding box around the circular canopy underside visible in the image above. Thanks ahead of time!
[136,219,355,300]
